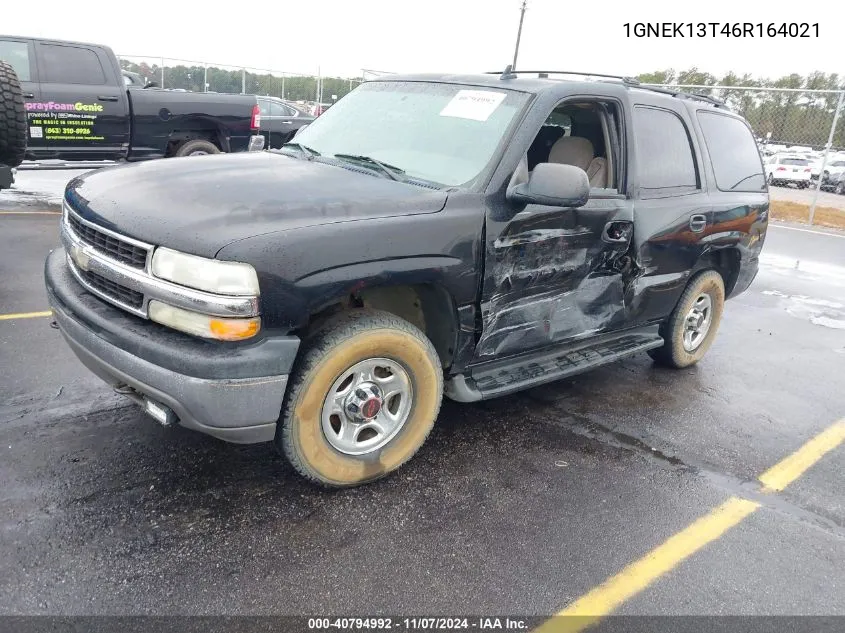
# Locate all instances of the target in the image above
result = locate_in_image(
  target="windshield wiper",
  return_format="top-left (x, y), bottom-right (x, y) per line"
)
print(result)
top-left (281, 142), bottom-right (320, 160)
top-left (332, 154), bottom-right (406, 182)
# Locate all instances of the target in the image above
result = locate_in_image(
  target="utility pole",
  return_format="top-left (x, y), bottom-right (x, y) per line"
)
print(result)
top-left (809, 89), bottom-right (844, 225)
top-left (511, 0), bottom-right (527, 71)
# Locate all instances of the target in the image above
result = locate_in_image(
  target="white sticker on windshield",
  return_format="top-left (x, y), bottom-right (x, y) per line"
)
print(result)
top-left (439, 90), bottom-right (507, 121)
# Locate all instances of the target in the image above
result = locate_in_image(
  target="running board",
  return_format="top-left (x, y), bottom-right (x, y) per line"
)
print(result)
top-left (445, 326), bottom-right (663, 402)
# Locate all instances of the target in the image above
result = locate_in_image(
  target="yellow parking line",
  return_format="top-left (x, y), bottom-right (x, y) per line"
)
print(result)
top-left (534, 417), bottom-right (845, 633)
top-left (758, 419), bottom-right (845, 492)
top-left (534, 498), bottom-right (759, 633)
top-left (0, 210), bottom-right (61, 215)
top-left (0, 310), bottom-right (52, 321)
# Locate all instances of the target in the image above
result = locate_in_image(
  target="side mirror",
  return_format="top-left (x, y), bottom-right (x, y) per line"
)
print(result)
top-left (144, 81), bottom-right (159, 89)
top-left (507, 162), bottom-right (590, 208)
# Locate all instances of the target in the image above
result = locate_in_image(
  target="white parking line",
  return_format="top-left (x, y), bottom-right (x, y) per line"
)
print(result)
top-left (770, 224), bottom-right (845, 239)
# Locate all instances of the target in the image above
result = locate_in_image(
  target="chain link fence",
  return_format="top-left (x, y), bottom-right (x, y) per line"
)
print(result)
top-left (645, 83), bottom-right (845, 223)
top-left (117, 55), bottom-right (364, 106)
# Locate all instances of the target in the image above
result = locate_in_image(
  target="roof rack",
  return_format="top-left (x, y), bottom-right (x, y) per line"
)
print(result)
top-left (487, 69), bottom-right (641, 85)
top-left (634, 84), bottom-right (728, 108)
top-left (488, 68), bottom-right (729, 109)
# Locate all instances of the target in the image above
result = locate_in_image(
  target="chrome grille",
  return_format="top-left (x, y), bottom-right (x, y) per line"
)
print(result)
top-left (67, 212), bottom-right (149, 269)
top-left (79, 269), bottom-right (144, 309)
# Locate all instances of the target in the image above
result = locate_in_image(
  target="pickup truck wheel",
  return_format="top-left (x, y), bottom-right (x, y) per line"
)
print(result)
top-left (278, 309), bottom-right (443, 487)
top-left (648, 270), bottom-right (725, 369)
top-left (174, 139), bottom-right (220, 157)
top-left (0, 60), bottom-right (27, 168)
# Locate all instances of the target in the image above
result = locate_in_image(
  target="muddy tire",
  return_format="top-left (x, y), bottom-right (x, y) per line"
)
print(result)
top-left (0, 60), bottom-right (27, 168)
top-left (174, 139), bottom-right (220, 157)
top-left (277, 309), bottom-right (443, 488)
top-left (648, 270), bottom-right (725, 369)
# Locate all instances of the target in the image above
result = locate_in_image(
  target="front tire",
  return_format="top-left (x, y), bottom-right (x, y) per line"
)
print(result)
top-left (278, 309), bottom-right (443, 488)
top-left (836, 181), bottom-right (844, 195)
top-left (648, 271), bottom-right (725, 369)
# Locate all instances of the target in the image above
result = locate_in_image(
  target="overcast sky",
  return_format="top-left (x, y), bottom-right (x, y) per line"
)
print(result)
top-left (2, 0), bottom-right (838, 80)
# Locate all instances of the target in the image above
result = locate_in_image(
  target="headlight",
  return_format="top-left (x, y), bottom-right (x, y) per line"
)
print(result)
top-left (151, 247), bottom-right (260, 296)
top-left (149, 301), bottom-right (260, 341)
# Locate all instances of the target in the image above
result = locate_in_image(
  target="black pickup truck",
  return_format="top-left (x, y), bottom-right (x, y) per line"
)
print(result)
top-left (45, 69), bottom-right (768, 488)
top-left (0, 36), bottom-right (264, 160)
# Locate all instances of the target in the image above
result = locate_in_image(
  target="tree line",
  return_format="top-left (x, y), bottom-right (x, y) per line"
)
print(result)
top-left (119, 60), bottom-right (845, 149)
top-left (636, 69), bottom-right (844, 149)
top-left (119, 59), bottom-right (362, 104)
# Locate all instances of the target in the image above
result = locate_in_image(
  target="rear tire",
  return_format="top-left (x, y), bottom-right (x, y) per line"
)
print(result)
top-left (836, 181), bottom-right (844, 195)
top-left (0, 60), bottom-right (27, 168)
top-left (277, 309), bottom-right (443, 488)
top-left (174, 139), bottom-right (220, 157)
top-left (648, 271), bottom-right (725, 369)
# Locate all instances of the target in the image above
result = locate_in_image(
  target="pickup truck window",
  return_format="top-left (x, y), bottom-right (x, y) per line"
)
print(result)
top-left (0, 40), bottom-right (31, 81)
top-left (39, 43), bottom-right (106, 85)
top-left (633, 105), bottom-right (699, 196)
top-left (697, 111), bottom-right (766, 192)
top-left (291, 81), bottom-right (530, 187)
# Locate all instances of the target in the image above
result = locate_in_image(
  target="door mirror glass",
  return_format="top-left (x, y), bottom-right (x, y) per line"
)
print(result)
top-left (508, 163), bottom-right (590, 208)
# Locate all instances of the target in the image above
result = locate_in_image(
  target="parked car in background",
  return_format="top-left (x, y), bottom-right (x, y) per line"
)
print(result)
top-left (828, 171), bottom-right (845, 195)
top-left (311, 102), bottom-right (334, 116)
top-left (256, 96), bottom-right (314, 149)
top-left (820, 157), bottom-right (845, 190)
top-left (765, 153), bottom-right (812, 187)
top-left (0, 35), bottom-right (264, 160)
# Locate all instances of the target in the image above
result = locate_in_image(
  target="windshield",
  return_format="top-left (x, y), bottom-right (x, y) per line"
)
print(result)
top-left (290, 81), bottom-right (530, 187)
top-left (781, 158), bottom-right (809, 166)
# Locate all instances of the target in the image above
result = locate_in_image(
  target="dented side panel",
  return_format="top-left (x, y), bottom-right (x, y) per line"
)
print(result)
top-left (476, 199), bottom-right (634, 360)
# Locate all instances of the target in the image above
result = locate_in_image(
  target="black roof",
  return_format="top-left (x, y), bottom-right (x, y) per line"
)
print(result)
top-left (373, 70), bottom-right (728, 109)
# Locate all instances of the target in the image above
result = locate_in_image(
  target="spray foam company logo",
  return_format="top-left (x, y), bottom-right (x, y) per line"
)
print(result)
top-left (25, 102), bottom-right (104, 112)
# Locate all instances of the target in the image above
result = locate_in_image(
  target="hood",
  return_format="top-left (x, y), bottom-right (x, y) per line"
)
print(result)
top-left (65, 152), bottom-right (448, 258)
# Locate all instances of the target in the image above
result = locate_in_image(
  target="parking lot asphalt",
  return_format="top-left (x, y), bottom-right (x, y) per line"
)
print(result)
top-left (1, 170), bottom-right (843, 623)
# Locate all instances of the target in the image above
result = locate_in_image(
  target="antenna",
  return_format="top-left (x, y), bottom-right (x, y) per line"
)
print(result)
top-left (500, 65), bottom-right (517, 80)
top-left (511, 0), bottom-right (527, 70)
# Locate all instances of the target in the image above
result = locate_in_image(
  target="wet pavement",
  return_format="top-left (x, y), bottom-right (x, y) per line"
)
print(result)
top-left (1, 169), bottom-right (843, 619)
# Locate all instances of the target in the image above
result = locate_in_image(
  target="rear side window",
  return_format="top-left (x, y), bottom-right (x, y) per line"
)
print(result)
top-left (39, 44), bottom-right (106, 85)
top-left (697, 111), bottom-right (765, 191)
top-left (0, 40), bottom-right (31, 81)
top-left (633, 106), bottom-right (699, 195)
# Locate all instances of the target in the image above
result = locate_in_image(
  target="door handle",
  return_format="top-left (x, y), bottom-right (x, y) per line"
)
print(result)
top-left (282, 120), bottom-right (293, 124)
top-left (97, 95), bottom-right (119, 102)
top-left (689, 214), bottom-right (708, 233)
top-left (23, 92), bottom-right (35, 99)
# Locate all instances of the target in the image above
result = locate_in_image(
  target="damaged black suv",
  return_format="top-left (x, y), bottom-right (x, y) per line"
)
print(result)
top-left (45, 69), bottom-right (769, 487)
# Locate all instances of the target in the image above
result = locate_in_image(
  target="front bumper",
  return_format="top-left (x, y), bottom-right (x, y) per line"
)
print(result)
top-left (45, 248), bottom-right (299, 444)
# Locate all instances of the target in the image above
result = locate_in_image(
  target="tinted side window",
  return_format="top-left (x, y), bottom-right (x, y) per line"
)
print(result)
top-left (39, 44), bottom-right (106, 85)
top-left (633, 106), bottom-right (698, 195)
top-left (0, 40), bottom-right (31, 81)
top-left (697, 111), bottom-right (765, 191)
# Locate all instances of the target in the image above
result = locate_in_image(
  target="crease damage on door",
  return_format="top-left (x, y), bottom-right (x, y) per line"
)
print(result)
top-left (476, 225), bottom-right (633, 359)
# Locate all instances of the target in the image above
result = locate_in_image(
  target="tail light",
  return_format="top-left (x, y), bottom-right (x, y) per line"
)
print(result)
top-left (250, 104), bottom-right (261, 131)
top-left (804, 168), bottom-right (811, 172)
top-left (776, 167), bottom-right (787, 171)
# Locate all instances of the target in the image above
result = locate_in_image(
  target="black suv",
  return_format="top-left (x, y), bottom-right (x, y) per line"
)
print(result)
top-left (44, 70), bottom-right (769, 487)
